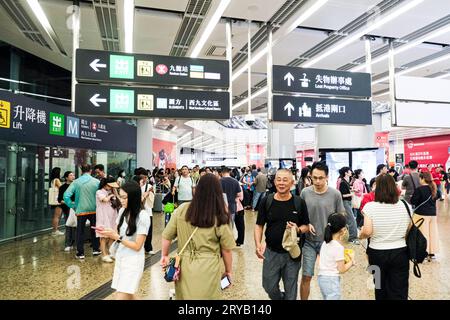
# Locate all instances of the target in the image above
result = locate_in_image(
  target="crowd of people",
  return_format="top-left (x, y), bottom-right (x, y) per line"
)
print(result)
top-left (46, 159), bottom-right (448, 300)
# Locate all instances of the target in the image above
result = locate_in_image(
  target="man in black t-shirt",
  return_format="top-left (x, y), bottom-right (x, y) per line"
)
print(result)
top-left (254, 168), bottom-right (310, 300)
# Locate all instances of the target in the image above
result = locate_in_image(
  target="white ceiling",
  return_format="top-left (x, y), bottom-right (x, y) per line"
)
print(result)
top-left (1, 0), bottom-right (450, 147)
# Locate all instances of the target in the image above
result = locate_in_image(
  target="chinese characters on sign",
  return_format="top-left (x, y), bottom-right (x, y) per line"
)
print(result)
top-left (273, 96), bottom-right (371, 125)
top-left (272, 65), bottom-right (371, 98)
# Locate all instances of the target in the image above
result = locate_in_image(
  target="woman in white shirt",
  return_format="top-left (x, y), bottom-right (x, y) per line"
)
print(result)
top-left (99, 181), bottom-right (150, 300)
top-left (359, 174), bottom-right (411, 300)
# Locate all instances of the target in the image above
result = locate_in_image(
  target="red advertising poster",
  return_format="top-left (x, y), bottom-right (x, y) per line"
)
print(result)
top-left (305, 149), bottom-right (315, 165)
top-left (152, 138), bottom-right (177, 170)
top-left (246, 144), bottom-right (265, 169)
top-left (296, 149), bottom-right (304, 169)
top-left (404, 135), bottom-right (450, 170)
top-left (375, 132), bottom-right (390, 164)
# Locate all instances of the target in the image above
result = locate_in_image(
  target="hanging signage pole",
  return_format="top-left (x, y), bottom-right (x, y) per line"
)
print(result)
top-left (71, 0), bottom-right (80, 113)
top-left (267, 25), bottom-right (273, 121)
top-left (226, 20), bottom-right (232, 119)
top-left (388, 39), bottom-right (396, 126)
top-left (247, 20), bottom-right (252, 116)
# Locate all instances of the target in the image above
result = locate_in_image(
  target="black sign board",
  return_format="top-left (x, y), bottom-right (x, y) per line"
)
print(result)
top-left (273, 96), bottom-right (372, 125)
top-left (0, 90), bottom-right (137, 153)
top-left (396, 153), bottom-right (404, 165)
top-left (75, 84), bottom-right (230, 120)
top-left (51, 148), bottom-right (69, 158)
top-left (273, 65), bottom-right (371, 98)
top-left (76, 49), bottom-right (229, 88)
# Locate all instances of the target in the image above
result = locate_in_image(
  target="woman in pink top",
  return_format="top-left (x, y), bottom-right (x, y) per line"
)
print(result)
top-left (352, 169), bottom-right (367, 228)
top-left (96, 176), bottom-right (120, 262)
top-left (234, 185), bottom-right (245, 247)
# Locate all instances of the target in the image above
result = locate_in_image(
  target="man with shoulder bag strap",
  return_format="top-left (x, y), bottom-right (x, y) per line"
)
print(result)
top-left (172, 165), bottom-right (196, 205)
top-left (254, 168), bottom-right (310, 300)
top-left (402, 160), bottom-right (421, 205)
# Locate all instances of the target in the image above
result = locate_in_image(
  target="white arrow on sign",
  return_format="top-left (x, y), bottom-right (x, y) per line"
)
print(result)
top-left (284, 102), bottom-right (295, 117)
top-left (284, 72), bottom-right (294, 87)
top-left (89, 59), bottom-right (107, 72)
top-left (90, 94), bottom-right (107, 107)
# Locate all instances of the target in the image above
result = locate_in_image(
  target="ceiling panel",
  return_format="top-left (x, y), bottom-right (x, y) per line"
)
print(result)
top-left (301, 0), bottom-right (380, 31)
top-left (224, 0), bottom-right (287, 22)
top-left (135, 0), bottom-right (189, 12)
top-left (134, 8), bottom-right (182, 55)
top-left (371, 0), bottom-right (450, 39)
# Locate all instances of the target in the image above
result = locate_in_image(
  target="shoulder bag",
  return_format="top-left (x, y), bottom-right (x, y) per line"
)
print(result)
top-left (164, 226), bottom-right (199, 282)
top-left (48, 179), bottom-right (60, 206)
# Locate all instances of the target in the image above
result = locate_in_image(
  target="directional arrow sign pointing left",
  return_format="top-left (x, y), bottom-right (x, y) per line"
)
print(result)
top-left (89, 59), bottom-right (107, 72)
top-left (90, 94), bottom-right (107, 107)
top-left (284, 102), bottom-right (295, 117)
top-left (284, 72), bottom-right (294, 87)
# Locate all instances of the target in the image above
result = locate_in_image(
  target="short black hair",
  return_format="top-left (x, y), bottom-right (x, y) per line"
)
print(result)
top-left (222, 167), bottom-right (230, 173)
top-left (408, 160), bottom-right (418, 170)
top-left (81, 164), bottom-right (91, 173)
top-left (369, 177), bottom-right (376, 188)
top-left (94, 164), bottom-right (104, 171)
top-left (376, 164), bottom-right (386, 175)
top-left (311, 161), bottom-right (329, 176)
top-left (134, 167), bottom-right (147, 176)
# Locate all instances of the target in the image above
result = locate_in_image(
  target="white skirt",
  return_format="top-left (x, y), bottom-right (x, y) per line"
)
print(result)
top-left (111, 253), bottom-right (145, 294)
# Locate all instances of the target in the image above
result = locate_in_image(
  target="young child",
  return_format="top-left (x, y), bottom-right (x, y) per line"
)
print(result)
top-left (318, 213), bottom-right (356, 300)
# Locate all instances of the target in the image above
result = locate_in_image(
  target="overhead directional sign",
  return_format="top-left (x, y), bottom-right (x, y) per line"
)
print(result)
top-left (273, 95), bottom-right (372, 125)
top-left (273, 65), bottom-right (371, 98)
top-left (76, 49), bottom-right (230, 88)
top-left (75, 84), bottom-right (230, 120)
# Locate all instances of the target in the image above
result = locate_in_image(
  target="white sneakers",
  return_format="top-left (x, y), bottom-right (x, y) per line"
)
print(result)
top-left (102, 256), bottom-right (114, 263)
top-left (52, 230), bottom-right (65, 236)
top-left (64, 246), bottom-right (72, 252)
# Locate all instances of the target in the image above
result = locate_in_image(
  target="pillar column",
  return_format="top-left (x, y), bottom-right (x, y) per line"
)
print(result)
top-left (136, 119), bottom-right (153, 170)
top-left (267, 122), bottom-right (296, 159)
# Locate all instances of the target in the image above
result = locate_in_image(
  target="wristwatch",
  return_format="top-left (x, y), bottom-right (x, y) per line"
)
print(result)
top-left (117, 236), bottom-right (123, 243)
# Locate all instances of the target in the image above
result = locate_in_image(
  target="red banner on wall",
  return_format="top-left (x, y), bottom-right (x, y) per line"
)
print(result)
top-left (246, 144), bottom-right (265, 169)
top-left (404, 135), bottom-right (450, 170)
top-left (375, 132), bottom-right (390, 164)
top-left (152, 138), bottom-right (177, 170)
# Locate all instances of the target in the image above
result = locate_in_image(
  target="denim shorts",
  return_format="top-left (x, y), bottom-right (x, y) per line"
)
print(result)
top-left (301, 240), bottom-right (322, 277)
top-left (318, 275), bottom-right (341, 300)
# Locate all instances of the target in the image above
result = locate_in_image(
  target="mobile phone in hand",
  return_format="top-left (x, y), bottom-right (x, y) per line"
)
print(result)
top-left (221, 276), bottom-right (231, 290)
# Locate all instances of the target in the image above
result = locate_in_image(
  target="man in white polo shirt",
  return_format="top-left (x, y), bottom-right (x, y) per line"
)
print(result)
top-left (172, 165), bottom-right (196, 205)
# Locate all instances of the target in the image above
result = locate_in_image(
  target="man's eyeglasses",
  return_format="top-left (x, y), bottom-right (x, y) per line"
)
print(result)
top-left (312, 176), bottom-right (326, 181)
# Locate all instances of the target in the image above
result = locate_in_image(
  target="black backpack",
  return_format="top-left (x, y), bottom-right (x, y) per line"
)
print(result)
top-left (401, 200), bottom-right (428, 278)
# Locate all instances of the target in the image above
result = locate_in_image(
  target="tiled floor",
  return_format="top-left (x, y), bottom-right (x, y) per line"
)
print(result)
top-left (1, 200), bottom-right (450, 300)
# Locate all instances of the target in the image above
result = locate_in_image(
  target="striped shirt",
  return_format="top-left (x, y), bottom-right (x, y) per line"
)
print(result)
top-left (363, 201), bottom-right (411, 250)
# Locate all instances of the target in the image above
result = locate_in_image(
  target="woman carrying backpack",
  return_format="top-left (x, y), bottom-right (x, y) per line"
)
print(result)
top-left (410, 171), bottom-right (438, 262)
top-left (359, 174), bottom-right (411, 300)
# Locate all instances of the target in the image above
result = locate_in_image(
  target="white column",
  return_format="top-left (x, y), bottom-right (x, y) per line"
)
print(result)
top-left (137, 119), bottom-right (153, 170)
top-left (268, 122), bottom-right (296, 158)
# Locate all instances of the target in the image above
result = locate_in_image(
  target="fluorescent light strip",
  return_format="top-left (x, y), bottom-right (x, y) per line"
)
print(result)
top-left (124, 0), bottom-right (135, 53)
top-left (190, 0), bottom-right (231, 58)
top-left (352, 23), bottom-right (450, 72)
top-left (372, 51), bottom-right (450, 85)
top-left (435, 72), bottom-right (450, 79)
top-left (232, 0), bottom-right (329, 81)
top-left (26, 0), bottom-right (61, 49)
top-left (177, 132), bottom-right (192, 141)
top-left (304, 0), bottom-right (424, 68)
top-left (193, 139), bottom-right (213, 148)
top-left (232, 87), bottom-right (268, 110)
